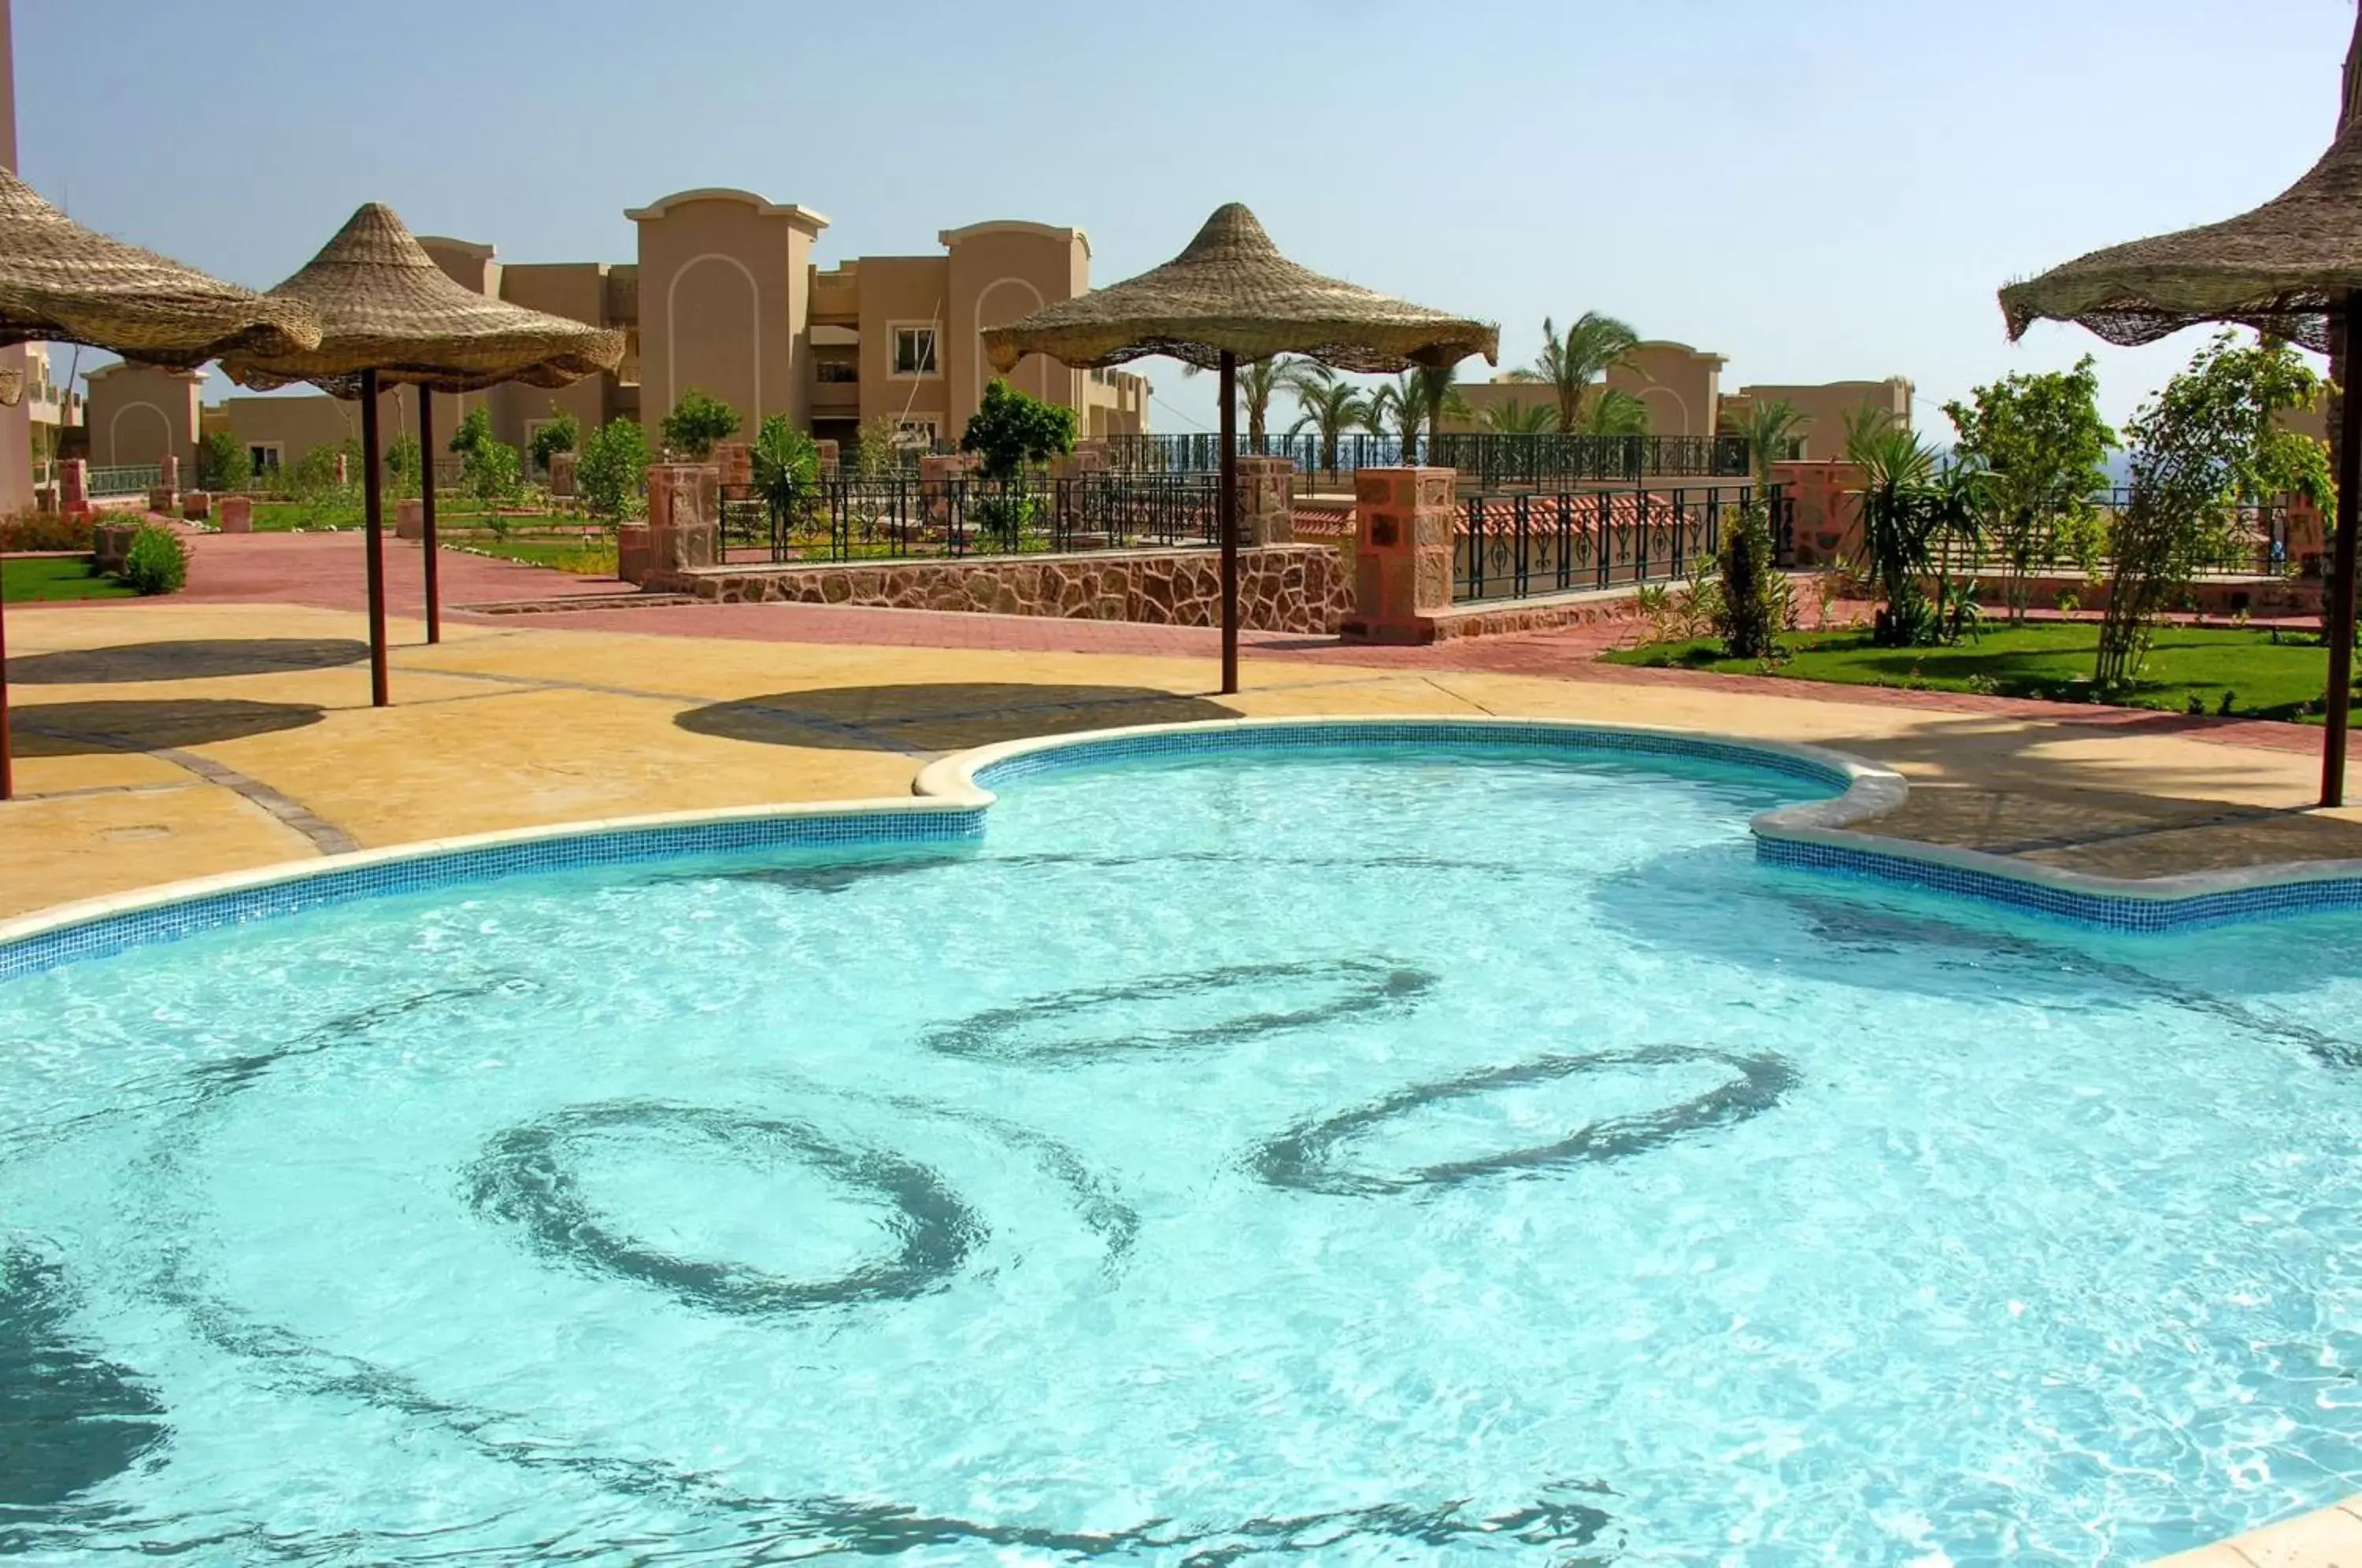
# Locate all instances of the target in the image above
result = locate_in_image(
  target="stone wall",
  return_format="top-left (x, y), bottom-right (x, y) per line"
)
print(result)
top-left (648, 544), bottom-right (1350, 634)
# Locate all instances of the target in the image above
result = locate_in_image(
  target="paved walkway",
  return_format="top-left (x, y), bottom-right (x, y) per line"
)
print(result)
top-left (3, 530), bottom-right (2360, 921)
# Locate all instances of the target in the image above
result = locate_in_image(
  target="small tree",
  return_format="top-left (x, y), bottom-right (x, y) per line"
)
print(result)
top-left (853, 412), bottom-right (901, 479)
top-left (530, 406), bottom-right (581, 473)
top-left (2097, 333), bottom-right (2331, 692)
top-left (287, 443), bottom-right (349, 528)
top-left (959, 378), bottom-right (1075, 480)
top-left (661, 387), bottom-right (740, 459)
top-left (1942, 356), bottom-right (2116, 623)
top-left (577, 417), bottom-right (650, 522)
top-left (448, 404), bottom-right (494, 457)
top-left (1846, 409), bottom-right (1984, 648)
top-left (383, 432), bottom-right (424, 498)
top-left (750, 412), bottom-right (820, 534)
top-left (195, 429), bottom-right (251, 494)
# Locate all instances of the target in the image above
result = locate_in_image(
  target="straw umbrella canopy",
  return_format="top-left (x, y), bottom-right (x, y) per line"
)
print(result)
top-left (983, 202), bottom-right (1498, 694)
top-left (0, 168), bottom-right (321, 803)
top-left (222, 203), bottom-right (624, 702)
top-left (1999, 113), bottom-right (2362, 808)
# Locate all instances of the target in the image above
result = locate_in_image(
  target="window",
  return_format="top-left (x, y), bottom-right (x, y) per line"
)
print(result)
top-left (891, 326), bottom-right (939, 378)
top-left (894, 418), bottom-right (939, 449)
top-left (816, 358), bottom-right (858, 384)
top-left (248, 443), bottom-right (283, 474)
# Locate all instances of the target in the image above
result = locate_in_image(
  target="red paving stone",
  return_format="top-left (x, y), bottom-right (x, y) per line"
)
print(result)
top-left (98, 530), bottom-right (2328, 758)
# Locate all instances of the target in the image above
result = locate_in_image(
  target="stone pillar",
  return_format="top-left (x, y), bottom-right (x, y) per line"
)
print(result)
top-left (182, 491), bottom-right (212, 521)
top-left (814, 439), bottom-right (840, 477)
top-left (59, 458), bottom-right (88, 518)
top-left (712, 441), bottom-right (753, 490)
top-left (616, 524), bottom-right (652, 584)
top-left (1235, 456), bottom-right (1294, 545)
top-left (646, 463), bottom-right (720, 571)
top-left (146, 453), bottom-right (180, 514)
top-left (217, 496), bottom-right (253, 534)
top-left (547, 450), bottom-right (578, 498)
top-left (1341, 466), bottom-right (1456, 645)
top-left (394, 498), bottom-right (426, 541)
top-left (918, 452), bottom-right (979, 537)
top-left (1771, 460), bottom-right (1864, 569)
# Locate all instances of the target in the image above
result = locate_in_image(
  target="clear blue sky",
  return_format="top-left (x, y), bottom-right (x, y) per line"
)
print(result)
top-left (19, 0), bottom-right (2356, 437)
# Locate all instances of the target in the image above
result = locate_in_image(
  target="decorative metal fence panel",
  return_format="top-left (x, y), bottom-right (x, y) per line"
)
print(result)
top-left (1926, 490), bottom-right (2308, 582)
top-left (1101, 432), bottom-right (1751, 484)
top-left (720, 475), bottom-right (1225, 564)
top-left (85, 464), bottom-right (161, 497)
top-left (1455, 483), bottom-right (1787, 604)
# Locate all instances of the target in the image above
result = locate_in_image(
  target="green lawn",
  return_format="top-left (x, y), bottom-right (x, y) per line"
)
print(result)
top-left (4, 557), bottom-right (137, 603)
top-left (464, 538), bottom-right (618, 575)
top-left (1603, 623), bottom-right (2340, 722)
top-left (247, 499), bottom-right (546, 532)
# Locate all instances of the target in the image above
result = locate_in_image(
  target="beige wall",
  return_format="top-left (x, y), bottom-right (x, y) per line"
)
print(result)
top-left (487, 260), bottom-right (623, 457)
top-left (628, 188), bottom-right (825, 447)
top-left (1727, 378), bottom-right (1914, 460)
top-left (0, 0), bottom-right (30, 510)
top-left (942, 221), bottom-right (1090, 432)
top-left (83, 363), bottom-right (202, 468)
top-left (1605, 342), bottom-right (1724, 438)
top-left (850, 254), bottom-right (951, 441)
top-left (214, 386), bottom-right (483, 477)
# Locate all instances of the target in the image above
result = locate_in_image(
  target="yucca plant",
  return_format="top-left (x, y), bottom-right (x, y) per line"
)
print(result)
top-left (1844, 409), bottom-right (1983, 648)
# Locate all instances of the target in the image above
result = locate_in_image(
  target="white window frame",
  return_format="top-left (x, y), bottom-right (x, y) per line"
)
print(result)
top-left (893, 418), bottom-right (939, 449)
top-left (889, 324), bottom-right (939, 379)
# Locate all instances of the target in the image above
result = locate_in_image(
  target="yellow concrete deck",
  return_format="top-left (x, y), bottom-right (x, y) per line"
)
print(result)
top-left (6, 599), bottom-right (2362, 922)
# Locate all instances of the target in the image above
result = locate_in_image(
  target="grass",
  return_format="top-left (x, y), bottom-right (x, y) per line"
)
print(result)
top-left (464, 538), bottom-right (618, 575)
top-left (4, 557), bottom-right (137, 603)
top-left (1603, 622), bottom-right (2341, 723)
top-left (247, 497), bottom-right (550, 533)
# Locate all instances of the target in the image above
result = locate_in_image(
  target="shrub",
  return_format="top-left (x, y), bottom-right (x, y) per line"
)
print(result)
top-left (0, 509), bottom-right (94, 551)
top-left (530, 406), bottom-right (580, 472)
top-left (464, 438), bottom-right (523, 518)
top-left (1711, 501), bottom-right (1782, 660)
top-left (578, 417), bottom-right (650, 522)
top-left (119, 523), bottom-right (189, 595)
top-left (661, 387), bottom-right (739, 459)
top-left (383, 432), bottom-right (424, 498)
top-left (195, 430), bottom-right (251, 494)
top-left (448, 405), bottom-right (494, 457)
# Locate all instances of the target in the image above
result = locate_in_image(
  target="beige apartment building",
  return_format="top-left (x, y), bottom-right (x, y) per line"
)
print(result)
top-left (113, 190), bottom-right (1150, 477)
top-left (1446, 340), bottom-right (1912, 457)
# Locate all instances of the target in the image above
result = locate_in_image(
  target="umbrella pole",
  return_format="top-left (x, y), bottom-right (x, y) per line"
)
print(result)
top-left (1219, 349), bottom-right (1238, 696)
top-left (361, 368), bottom-right (390, 708)
top-left (419, 394), bottom-right (440, 645)
top-left (0, 544), bottom-right (12, 802)
top-left (2328, 291), bottom-right (2362, 808)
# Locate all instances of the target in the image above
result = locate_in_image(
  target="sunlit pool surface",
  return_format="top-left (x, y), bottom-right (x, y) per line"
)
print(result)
top-left (3, 745), bottom-right (2360, 1565)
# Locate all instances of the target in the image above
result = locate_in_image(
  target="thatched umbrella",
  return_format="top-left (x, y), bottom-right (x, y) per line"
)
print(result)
top-left (0, 168), bottom-right (320, 801)
top-left (2000, 114), bottom-right (2362, 805)
top-left (982, 203), bottom-right (1497, 693)
top-left (222, 203), bottom-right (623, 704)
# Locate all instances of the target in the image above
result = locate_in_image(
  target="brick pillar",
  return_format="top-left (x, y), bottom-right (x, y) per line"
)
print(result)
top-left (814, 439), bottom-right (840, 477)
top-left (217, 496), bottom-right (253, 533)
top-left (547, 451), bottom-right (578, 498)
top-left (59, 458), bottom-right (88, 517)
top-left (182, 491), bottom-right (212, 521)
top-left (1342, 466), bottom-right (1455, 644)
top-left (918, 452), bottom-right (979, 537)
top-left (146, 453), bottom-right (180, 514)
top-left (1772, 460), bottom-right (1864, 569)
top-left (1235, 456), bottom-right (1294, 545)
top-left (394, 498), bottom-right (426, 540)
top-left (646, 463), bottom-right (720, 571)
top-left (712, 441), bottom-right (753, 489)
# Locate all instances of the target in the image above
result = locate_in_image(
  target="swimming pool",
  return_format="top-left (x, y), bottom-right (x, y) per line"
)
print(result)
top-left (3, 724), bottom-right (2358, 1564)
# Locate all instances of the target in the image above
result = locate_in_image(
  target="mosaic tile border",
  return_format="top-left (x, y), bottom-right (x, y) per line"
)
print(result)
top-left (3, 715), bottom-right (2356, 982)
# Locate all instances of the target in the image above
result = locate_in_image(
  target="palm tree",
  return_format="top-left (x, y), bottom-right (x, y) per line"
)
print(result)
top-left (1515, 312), bottom-right (1640, 434)
top-left (1845, 407), bottom-right (1969, 646)
top-left (1184, 354), bottom-right (1294, 449)
top-left (1283, 364), bottom-right (1368, 478)
top-left (1724, 397), bottom-right (1811, 494)
top-left (1368, 371), bottom-right (1472, 464)
top-left (1581, 388), bottom-right (1652, 438)
top-left (1409, 363), bottom-right (1474, 457)
top-left (1482, 398), bottom-right (1557, 435)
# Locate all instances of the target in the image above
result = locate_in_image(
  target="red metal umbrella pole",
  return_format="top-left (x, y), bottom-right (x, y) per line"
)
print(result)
top-left (0, 545), bottom-right (12, 801)
top-left (360, 368), bottom-right (390, 707)
top-left (2326, 289), bottom-right (2362, 808)
top-left (1219, 349), bottom-right (1239, 697)
top-left (419, 392), bottom-right (440, 644)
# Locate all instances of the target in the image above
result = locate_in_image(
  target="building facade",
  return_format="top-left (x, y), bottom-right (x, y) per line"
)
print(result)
top-left (202, 191), bottom-right (1149, 472)
top-left (1446, 346), bottom-right (1910, 455)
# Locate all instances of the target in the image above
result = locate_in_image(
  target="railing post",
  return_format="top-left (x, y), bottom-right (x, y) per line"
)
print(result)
top-left (1594, 491), bottom-right (1609, 590)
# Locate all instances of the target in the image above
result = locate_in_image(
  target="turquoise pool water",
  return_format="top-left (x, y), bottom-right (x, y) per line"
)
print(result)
top-left (3, 745), bottom-right (2360, 1565)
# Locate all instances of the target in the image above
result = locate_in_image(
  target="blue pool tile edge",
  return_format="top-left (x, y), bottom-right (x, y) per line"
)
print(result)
top-left (3, 715), bottom-right (2356, 979)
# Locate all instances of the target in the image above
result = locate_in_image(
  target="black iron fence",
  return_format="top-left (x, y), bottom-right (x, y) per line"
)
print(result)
top-left (720, 474), bottom-right (1224, 564)
top-left (1456, 483), bottom-right (1789, 603)
top-left (1101, 432), bottom-right (1751, 484)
